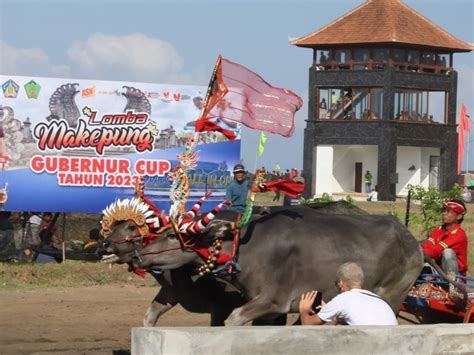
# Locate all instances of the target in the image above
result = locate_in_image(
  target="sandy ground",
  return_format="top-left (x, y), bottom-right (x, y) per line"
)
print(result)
top-left (0, 285), bottom-right (209, 355)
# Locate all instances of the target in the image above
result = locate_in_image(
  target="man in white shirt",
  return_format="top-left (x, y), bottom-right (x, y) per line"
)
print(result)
top-left (299, 262), bottom-right (398, 325)
top-left (367, 188), bottom-right (378, 202)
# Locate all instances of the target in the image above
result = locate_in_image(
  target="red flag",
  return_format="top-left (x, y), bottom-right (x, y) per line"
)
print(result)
top-left (196, 55), bottom-right (303, 138)
top-left (194, 118), bottom-right (236, 140)
top-left (461, 104), bottom-right (470, 132)
top-left (253, 179), bottom-right (305, 198)
top-left (458, 104), bottom-right (470, 175)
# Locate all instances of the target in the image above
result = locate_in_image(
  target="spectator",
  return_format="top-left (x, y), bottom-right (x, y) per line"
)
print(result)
top-left (283, 193), bottom-right (292, 207)
top-left (271, 173), bottom-right (281, 203)
top-left (225, 164), bottom-right (249, 213)
top-left (462, 186), bottom-right (471, 203)
top-left (320, 98), bottom-right (327, 110)
top-left (24, 212), bottom-right (42, 248)
top-left (294, 170), bottom-right (304, 184)
top-left (320, 52), bottom-right (328, 64)
top-left (290, 168), bottom-right (297, 180)
top-left (319, 98), bottom-right (328, 119)
top-left (331, 91), bottom-right (338, 108)
top-left (283, 172), bottom-right (304, 207)
top-left (367, 185), bottom-right (378, 201)
top-left (299, 262), bottom-right (398, 325)
top-left (364, 170), bottom-right (373, 193)
top-left (0, 212), bottom-right (16, 261)
top-left (0, 185), bottom-right (7, 211)
top-left (84, 228), bottom-right (101, 253)
top-left (41, 212), bottom-right (60, 248)
top-left (34, 229), bottom-right (58, 264)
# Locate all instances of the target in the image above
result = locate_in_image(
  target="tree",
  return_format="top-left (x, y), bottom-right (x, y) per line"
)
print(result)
top-left (407, 184), bottom-right (463, 233)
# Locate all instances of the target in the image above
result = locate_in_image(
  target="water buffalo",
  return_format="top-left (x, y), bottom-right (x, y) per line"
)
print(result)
top-left (100, 201), bottom-right (369, 326)
top-left (137, 206), bottom-right (424, 326)
top-left (100, 215), bottom-right (245, 326)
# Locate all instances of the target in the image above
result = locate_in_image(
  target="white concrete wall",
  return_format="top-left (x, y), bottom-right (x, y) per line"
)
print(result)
top-left (332, 145), bottom-right (378, 193)
top-left (396, 146), bottom-right (421, 195)
top-left (132, 325), bottom-right (474, 355)
top-left (396, 146), bottom-right (440, 195)
top-left (315, 145), bottom-right (333, 196)
top-left (314, 145), bottom-right (440, 197)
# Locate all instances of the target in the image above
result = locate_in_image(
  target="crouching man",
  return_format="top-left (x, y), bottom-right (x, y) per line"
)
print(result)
top-left (299, 262), bottom-right (398, 325)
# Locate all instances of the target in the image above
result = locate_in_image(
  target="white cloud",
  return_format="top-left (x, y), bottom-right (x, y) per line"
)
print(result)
top-left (0, 41), bottom-right (71, 77)
top-left (0, 34), bottom-right (207, 85)
top-left (67, 33), bottom-right (191, 83)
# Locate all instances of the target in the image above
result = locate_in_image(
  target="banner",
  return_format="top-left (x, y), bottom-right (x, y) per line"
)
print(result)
top-left (0, 75), bottom-right (241, 213)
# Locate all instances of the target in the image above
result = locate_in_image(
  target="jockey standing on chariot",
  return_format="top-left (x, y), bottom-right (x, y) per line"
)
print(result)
top-left (225, 164), bottom-right (249, 213)
top-left (422, 199), bottom-right (468, 278)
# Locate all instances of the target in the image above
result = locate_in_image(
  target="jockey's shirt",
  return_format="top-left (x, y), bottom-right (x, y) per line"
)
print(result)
top-left (226, 179), bottom-right (249, 213)
top-left (422, 224), bottom-right (468, 275)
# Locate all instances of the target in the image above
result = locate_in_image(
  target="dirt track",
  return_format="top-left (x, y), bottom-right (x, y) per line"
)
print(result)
top-left (0, 285), bottom-right (208, 354)
top-left (0, 284), bottom-right (425, 354)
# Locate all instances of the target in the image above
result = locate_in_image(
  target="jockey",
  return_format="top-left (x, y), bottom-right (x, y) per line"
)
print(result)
top-left (422, 199), bottom-right (468, 277)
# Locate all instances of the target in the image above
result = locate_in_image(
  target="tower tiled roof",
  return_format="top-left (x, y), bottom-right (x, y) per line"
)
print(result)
top-left (292, 0), bottom-right (472, 52)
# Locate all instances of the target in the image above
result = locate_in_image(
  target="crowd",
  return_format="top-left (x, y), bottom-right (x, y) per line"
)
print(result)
top-left (0, 212), bottom-right (61, 263)
top-left (0, 212), bottom-right (100, 263)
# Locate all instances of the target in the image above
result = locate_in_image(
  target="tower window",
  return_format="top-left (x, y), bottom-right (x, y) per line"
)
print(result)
top-left (394, 90), bottom-right (447, 124)
top-left (316, 88), bottom-right (383, 120)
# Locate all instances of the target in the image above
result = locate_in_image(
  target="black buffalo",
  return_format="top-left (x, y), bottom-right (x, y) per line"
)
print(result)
top-left (137, 206), bottom-right (424, 326)
top-left (100, 213), bottom-right (245, 326)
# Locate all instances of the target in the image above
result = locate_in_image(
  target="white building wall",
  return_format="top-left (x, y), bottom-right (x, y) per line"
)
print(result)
top-left (396, 146), bottom-right (421, 195)
top-left (396, 146), bottom-right (440, 195)
top-left (315, 145), bottom-right (440, 197)
top-left (315, 145), bottom-right (334, 195)
top-left (316, 145), bottom-right (377, 195)
top-left (331, 145), bottom-right (355, 192)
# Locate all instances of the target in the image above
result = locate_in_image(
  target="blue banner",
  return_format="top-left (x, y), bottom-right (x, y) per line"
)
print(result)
top-left (0, 75), bottom-right (241, 213)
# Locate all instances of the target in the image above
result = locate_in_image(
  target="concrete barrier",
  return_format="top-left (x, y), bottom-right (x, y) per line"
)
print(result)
top-left (132, 324), bottom-right (474, 355)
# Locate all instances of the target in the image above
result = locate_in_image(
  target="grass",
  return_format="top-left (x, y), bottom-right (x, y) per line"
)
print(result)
top-left (0, 261), bottom-right (149, 290)
top-left (2, 193), bottom-right (473, 289)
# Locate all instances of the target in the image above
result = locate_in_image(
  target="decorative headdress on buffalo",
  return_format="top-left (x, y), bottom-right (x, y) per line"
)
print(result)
top-left (101, 198), bottom-right (155, 238)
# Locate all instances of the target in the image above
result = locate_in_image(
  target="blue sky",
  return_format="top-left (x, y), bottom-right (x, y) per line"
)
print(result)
top-left (1, 0), bottom-right (473, 171)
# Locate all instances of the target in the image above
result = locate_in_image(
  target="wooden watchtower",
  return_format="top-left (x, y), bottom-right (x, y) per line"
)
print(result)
top-left (293, 0), bottom-right (472, 200)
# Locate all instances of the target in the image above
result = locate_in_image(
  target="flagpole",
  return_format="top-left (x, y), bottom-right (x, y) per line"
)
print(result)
top-left (198, 55), bottom-right (222, 121)
top-left (467, 114), bottom-right (472, 176)
top-left (255, 131), bottom-right (267, 172)
top-left (254, 132), bottom-right (260, 172)
top-left (467, 128), bottom-right (470, 175)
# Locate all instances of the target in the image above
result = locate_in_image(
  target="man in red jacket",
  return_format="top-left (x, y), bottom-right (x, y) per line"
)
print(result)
top-left (422, 199), bottom-right (468, 276)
